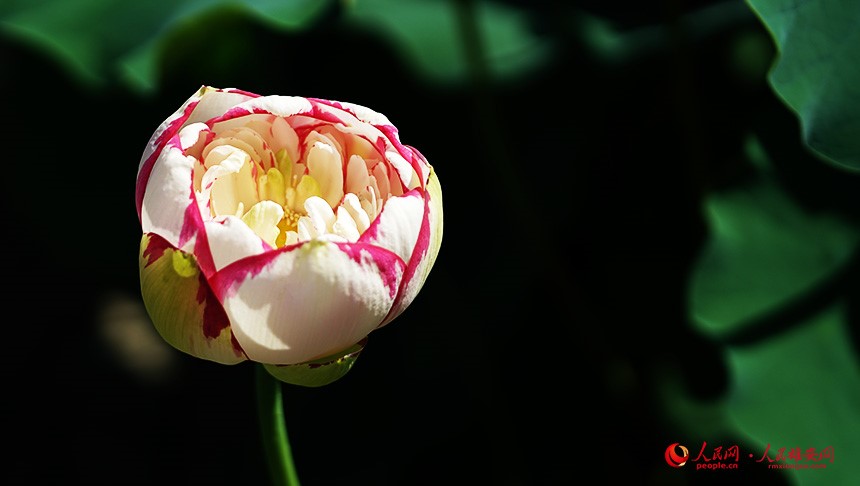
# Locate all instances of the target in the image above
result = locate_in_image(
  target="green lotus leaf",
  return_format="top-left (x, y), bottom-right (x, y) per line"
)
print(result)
top-left (746, 0), bottom-right (860, 169)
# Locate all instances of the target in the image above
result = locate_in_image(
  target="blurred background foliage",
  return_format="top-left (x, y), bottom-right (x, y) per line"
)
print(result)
top-left (2, 0), bottom-right (859, 484)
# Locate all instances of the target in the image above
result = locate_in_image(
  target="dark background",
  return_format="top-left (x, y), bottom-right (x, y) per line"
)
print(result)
top-left (1, 1), bottom-right (851, 484)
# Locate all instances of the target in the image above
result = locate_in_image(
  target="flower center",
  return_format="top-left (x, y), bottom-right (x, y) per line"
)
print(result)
top-left (188, 115), bottom-right (407, 248)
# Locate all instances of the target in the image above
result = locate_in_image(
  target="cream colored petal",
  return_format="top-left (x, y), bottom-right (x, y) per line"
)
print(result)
top-left (205, 146), bottom-right (258, 218)
top-left (342, 193), bottom-right (371, 234)
top-left (372, 163), bottom-right (391, 199)
top-left (346, 155), bottom-right (370, 195)
top-left (242, 200), bottom-right (285, 248)
top-left (271, 116), bottom-right (300, 164)
top-left (257, 167), bottom-right (287, 206)
top-left (307, 141), bottom-right (344, 208)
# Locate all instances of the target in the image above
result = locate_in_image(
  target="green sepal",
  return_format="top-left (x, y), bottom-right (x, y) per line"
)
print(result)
top-left (264, 339), bottom-right (366, 387)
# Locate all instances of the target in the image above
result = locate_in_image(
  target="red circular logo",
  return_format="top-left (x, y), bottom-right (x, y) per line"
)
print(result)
top-left (665, 443), bottom-right (689, 467)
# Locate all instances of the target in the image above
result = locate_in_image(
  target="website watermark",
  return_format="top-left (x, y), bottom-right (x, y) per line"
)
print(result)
top-left (663, 441), bottom-right (834, 472)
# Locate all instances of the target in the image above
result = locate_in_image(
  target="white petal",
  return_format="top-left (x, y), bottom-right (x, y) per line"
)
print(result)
top-left (205, 216), bottom-right (267, 271)
top-left (233, 96), bottom-right (313, 118)
top-left (190, 87), bottom-right (258, 124)
top-left (380, 170), bottom-right (443, 327)
top-left (141, 145), bottom-right (198, 251)
top-left (361, 192), bottom-right (425, 263)
top-left (178, 122), bottom-right (210, 151)
top-left (333, 206), bottom-right (361, 242)
top-left (139, 86), bottom-right (255, 173)
top-left (342, 193), bottom-right (371, 233)
top-left (337, 101), bottom-right (392, 126)
top-left (217, 240), bottom-right (404, 364)
top-left (386, 149), bottom-right (420, 190)
top-left (304, 196), bottom-right (336, 236)
top-left (297, 217), bottom-right (317, 241)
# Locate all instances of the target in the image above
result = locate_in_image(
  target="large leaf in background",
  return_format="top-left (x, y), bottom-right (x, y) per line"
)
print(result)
top-left (679, 136), bottom-right (860, 485)
top-left (662, 305), bottom-right (860, 485)
top-left (687, 138), bottom-right (859, 337)
top-left (0, 0), bottom-right (552, 94)
top-left (745, 0), bottom-right (860, 169)
top-left (0, 0), bottom-right (333, 93)
top-left (343, 0), bottom-right (552, 83)
top-left (727, 304), bottom-right (860, 486)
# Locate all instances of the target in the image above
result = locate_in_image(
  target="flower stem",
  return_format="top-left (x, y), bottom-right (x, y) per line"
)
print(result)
top-left (256, 364), bottom-right (301, 486)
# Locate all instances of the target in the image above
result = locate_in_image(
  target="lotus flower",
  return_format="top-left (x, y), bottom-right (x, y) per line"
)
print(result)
top-left (136, 86), bottom-right (443, 385)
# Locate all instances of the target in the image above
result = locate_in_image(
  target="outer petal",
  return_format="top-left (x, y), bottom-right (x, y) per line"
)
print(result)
top-left (379, 167), bottom-right (443, 326)
top-left (137, 86), bottom-right (258, 219)
top-left (360, 189), bottom-right (425, 264)
top-left (212, 240), bottom-right (405, 365)
top-left (139, 233), bottom-right (246, 365)
top-left (417, 166), bottom-right (443, 286)
top-left (140, 144), bottom-right (198, 251)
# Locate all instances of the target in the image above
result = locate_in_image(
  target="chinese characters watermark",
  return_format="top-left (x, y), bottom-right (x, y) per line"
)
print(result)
top-left (664, 442), bottom-right (834, 471)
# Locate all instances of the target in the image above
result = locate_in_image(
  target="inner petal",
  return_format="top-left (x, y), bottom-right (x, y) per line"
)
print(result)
top-left (372, 163), bottom-right (391, 199)
top-left (342, 193), bottom-right (371, 234)
top-left (346, 154), bottom-right (370, 195)
top-left (306, 141), bottom-right (345, 208)
top-left (203, 137), bottom-right (262, 167)
top-left (304, 196), bottom-right (336, 236)
top-left (271, 116), bottom-right (300, 164)
top-left (205, 146), bottom-right (258, 217)
top-left (333, 206), bottom-right (360, 242)
top-left (241, 200), bottom-right (285, 248)
top-left (257, 167), bottom-right (287, 207)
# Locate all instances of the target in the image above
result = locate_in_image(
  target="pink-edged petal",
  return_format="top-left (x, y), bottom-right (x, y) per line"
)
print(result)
top-left (361, 189), bottom-right (426, 263)
top-left (140, 144), bottom-right (199, 251)
top-left (205, 216), bottom-right (268, 271)
top-left (307, 98), bottom-right (430, 191)
top-left (379, 167), bottom-right (443, 326)
top-left (212, 240), bottom-right (405, 365)
top-left (379, 126), bottom-right (430, 187)
top-left (333, 100), bottom-right (392, 127)
top-left (186, 87), bottom-right (259, 129)
top-left (139, 233), bottom-right (246, 365)
top-left (385, 148), bottom-right (421, 190)
top-left (210, 96), bottom-right (315, 124)
top-left (137, 86), bottom-right (258, 218)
